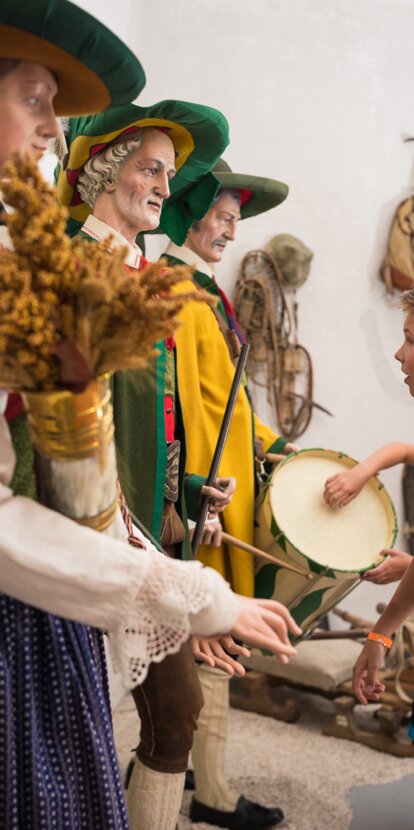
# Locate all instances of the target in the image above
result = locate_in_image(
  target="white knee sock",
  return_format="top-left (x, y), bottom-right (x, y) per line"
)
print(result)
top-left (126, 758), bottom-right (185, 830)
top-left (191, 664), bottom-right (239, 811)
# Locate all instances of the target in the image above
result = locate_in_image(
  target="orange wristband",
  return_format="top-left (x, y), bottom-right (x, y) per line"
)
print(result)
top-left (367, 631), bottom-right (393, 649)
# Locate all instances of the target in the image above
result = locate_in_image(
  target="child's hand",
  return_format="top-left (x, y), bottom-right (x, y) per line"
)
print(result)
top-left (352, 642), bottom-right (386, 704)
top-left (363, 548), bottom-right (412, 584)
top-left (324, 466), bottom-right (367, 508)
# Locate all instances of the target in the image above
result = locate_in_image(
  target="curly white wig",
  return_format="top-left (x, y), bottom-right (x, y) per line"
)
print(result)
top-left (77, 134), bottom-right (143, 208)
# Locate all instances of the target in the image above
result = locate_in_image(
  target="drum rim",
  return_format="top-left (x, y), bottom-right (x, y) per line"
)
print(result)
top-left (266, 446), bottom-right (398, 575)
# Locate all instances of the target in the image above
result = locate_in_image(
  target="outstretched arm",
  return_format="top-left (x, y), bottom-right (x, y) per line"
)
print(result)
top-left (353, 557), bottom-right (414, 703)
top-left (324, 442), bottom-right (414, 508)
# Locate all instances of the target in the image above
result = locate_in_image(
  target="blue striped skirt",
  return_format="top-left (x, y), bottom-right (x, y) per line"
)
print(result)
top-left (0, 594), bottom-right (130, 829)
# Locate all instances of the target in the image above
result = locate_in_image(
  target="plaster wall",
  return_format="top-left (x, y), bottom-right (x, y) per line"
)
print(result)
top-left (74, 0), bottom-right (414, 622)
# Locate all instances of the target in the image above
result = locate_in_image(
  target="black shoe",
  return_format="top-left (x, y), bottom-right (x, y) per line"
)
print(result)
top-left (189, 795), bottom-right (284, 829)
top-left (185, 769), bottom-right (196, 790)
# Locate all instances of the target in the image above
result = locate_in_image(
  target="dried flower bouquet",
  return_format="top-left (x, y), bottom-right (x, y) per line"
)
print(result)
top-left (0, 155), bottom-right (197, 393)
top-left (0, 155), bottom-right (198, 533)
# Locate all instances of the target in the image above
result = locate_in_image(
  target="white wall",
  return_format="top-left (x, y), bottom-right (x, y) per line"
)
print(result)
top-left (74, 0), bottom-right (414, 622)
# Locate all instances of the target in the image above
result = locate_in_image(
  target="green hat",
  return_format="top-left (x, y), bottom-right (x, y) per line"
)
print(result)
top-left (0, 0), bottom-right (145, 115)
top-left (212, 158), bottom-right (288, 219)
top-left (56, 99), bottom-right (230, 245)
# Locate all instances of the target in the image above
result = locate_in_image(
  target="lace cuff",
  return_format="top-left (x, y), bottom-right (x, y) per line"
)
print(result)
top-left (107, 554), bottom-right (240, 689)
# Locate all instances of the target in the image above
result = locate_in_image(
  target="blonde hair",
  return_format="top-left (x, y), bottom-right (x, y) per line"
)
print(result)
top-left (400, 289), bottom-right (414, 313)
top-left (77, 135), bottom-right (143, 208)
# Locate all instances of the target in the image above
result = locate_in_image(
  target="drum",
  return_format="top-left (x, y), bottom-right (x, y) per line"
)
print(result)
top-left (254, 448), bottom-right (398, 635)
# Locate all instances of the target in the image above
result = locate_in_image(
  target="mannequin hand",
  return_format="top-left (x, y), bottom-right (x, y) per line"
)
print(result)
top-left (190, 634), bottom-right (250, 676)
top-left (202, 477), bottom-right (236, 514)
top-left (265, 444), bottom-right (300, 467)
top-left (284, 442), bottom-right (300, 453)
top-left (352, 641), bottom-right (387, 704)
top-left (363, 548), bottom-right (412, 584)
top-left (324, 466), bottom-right (367, 508)
top-left (201, 519), bottom-right (222, 547)
top-left (229, 596), bottom-right (302, 664)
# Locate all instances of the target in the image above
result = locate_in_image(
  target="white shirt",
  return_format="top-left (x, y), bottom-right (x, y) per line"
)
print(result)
top-left (164, 241), bottom-right (214, 279)
top-left (81, 214), bottom-right (142, 268)
top-left (0, 219), bottom-right (240, 687)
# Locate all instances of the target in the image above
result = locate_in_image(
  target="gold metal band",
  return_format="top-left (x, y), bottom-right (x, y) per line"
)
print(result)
top-left (22, 375), bottom-right (114, 462)
top-left (75, 498), bottom-right (118, 533)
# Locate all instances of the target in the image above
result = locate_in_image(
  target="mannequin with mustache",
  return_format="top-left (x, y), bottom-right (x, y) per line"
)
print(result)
top-left (162, 185), bottom-right (298, 830)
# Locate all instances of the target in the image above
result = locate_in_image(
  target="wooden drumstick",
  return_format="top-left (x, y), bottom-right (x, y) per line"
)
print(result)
top-left (221, 531), bottom-right (314, 580)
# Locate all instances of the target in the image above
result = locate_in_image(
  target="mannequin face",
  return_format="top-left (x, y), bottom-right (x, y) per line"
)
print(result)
top-left (395, 312), bottom-right (414, 397)
top-left (0, 60), bottom-right (59, 165)
top-left (185, 191), bottom-right (241, 263)
top-left (96, 129), bottom-right (176, 239)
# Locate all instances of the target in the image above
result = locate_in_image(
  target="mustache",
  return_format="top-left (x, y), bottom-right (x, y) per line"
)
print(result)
top-left (212, 236), bottom-right (228, 247)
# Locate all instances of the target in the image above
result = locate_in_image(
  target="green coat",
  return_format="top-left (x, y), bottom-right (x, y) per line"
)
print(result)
top-left (77, 229), bottom-right (204, 554)
top-left (112, 346), bottom-right (168, 542)
top-left (112, 346), bottom-right (206, 557)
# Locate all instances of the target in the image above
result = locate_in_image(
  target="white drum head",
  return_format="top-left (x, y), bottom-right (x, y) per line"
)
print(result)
top-left (269, 450), bottom-right (396, 572)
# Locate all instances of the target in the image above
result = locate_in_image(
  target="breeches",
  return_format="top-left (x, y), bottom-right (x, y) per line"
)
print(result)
top-left (131, 638), bottom-right (204, 774)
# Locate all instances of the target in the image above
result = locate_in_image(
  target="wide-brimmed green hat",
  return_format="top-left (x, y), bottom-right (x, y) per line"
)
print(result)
top-left (0, 0), bottom-right (145, 115)
top-left (56, 99), bottom-right (230, 244)
top-left (212, 158), bottom-right (288, 219)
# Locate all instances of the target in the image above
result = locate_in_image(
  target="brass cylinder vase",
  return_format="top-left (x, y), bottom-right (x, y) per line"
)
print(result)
top-left (22, 375), bottom-right (118, 533)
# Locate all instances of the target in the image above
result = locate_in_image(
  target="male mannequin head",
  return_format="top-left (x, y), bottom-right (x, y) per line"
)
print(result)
top-left (77, 127), bottom-right (176, 244)
top-left (184, 189), bottom-right (241, 264)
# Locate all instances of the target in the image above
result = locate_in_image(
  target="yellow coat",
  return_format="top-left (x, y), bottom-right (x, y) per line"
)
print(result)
top-left (172, 271), bottom-right (286, 596)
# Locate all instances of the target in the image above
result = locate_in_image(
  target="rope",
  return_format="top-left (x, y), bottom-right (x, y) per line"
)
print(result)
top-left (117, 480), bottom-right (146, 549)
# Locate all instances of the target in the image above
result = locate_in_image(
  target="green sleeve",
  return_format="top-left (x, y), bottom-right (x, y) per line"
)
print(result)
top-left (184, 473), bottom-right (207, 520)
top-left (266, 436), bottom-right (288, 454)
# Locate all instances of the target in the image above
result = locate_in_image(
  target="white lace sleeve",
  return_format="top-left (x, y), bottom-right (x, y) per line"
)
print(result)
top-left (0, 415), bottom-right (240, 690)
top-left (108, 552), bottom-right (241, 689)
